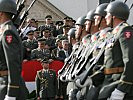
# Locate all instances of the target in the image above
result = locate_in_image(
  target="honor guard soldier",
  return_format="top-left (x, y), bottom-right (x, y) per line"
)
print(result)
top-left (0, 0), bottom-right (28, 99)
top-left (35, 58), bottom-right (58, 100)
top-left (98, 1), bottom-right (133, 100)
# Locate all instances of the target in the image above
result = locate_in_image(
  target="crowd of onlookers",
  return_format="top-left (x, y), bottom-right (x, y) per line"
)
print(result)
top-left (20, 15), bottom-right (75, 64)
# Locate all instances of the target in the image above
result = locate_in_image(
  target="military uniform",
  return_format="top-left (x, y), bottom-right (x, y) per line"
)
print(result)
top-left (39, 28), bottom-right (56, 51)
top-left (98, 22), bottom-right (133, 100)
top-left (57, 34), bottom-right (68, 40)
top-left (38, 15), bottom-right (57, 37)
top-left (0, 21), bottom-right (28, 99)
top-left (36, 69), bottom-right (58, 100)
top-left (31, 48), bottom-right (51, 60)
top-left (22, 38), bottom-right (38, 60)
top-left (51, 48), bottom-right (66, 61)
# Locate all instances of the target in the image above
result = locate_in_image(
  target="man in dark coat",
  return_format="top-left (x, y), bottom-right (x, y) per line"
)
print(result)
top-left (0, 0), bottom-right (28, 99)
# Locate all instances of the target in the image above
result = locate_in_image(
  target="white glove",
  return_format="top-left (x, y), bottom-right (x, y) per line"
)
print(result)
top-left (75, 77), bottom-right (92, 88)
top-left (60, 75), bottom-right (66, 82)
top-left (4, 95), bottom-right (16, 100)
top-left (108, 89), bottom-right (125, 100)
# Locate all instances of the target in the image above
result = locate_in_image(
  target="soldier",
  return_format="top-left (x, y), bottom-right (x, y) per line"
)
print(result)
top-left (51, 38), bottom-right (66, 61)
top-left (67, 28), bottom-right (77, 48)
top-left (0, 0), bottom-right (28, 99)
top-left (57, 25), bottom-right (70, 40)
top-left (33, 29), bottom-right (41, 40)
top-left (22, 30), bottom-right (38, 60)
top-left (35, 58), bottom-right (58, 100)
top-left (31, 39), bottom-right (51, 61)
top-left (98, 1), bottom-right (133, 100)
top-left (65, 16), bottom-right (87, 100)
top-left (40, 28), bottom-right (56, 51)
top-left (38, 15), bottom-right (57, 37)
top-left (20, 18), bottom-right (36, 40)
top-left (63, 16), bottom-right (74, 28)
top-left (55, 21), bottom-right (64, 35)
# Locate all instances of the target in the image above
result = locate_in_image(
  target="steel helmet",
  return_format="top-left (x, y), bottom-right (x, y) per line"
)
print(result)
top-left (85, 10), bottom-right (95, 21)
top-left (95, 3), bottom-right (108, 17)
top-left (105, 1), bottom-right (129, 20)
top-left (0, 0), bottom-right (17, 15)
top-left (67, 28), bottom-right (76, 38)
top-left (75, 16), bottom-right (86, 26)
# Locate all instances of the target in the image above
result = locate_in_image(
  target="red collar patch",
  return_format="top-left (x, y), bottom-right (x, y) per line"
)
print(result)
top-left (6, 35), bottom-right (13, 43)
top-left (124, 32), bottom-right (132, 39)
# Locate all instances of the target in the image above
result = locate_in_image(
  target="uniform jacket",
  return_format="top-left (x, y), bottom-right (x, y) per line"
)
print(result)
top-left (35, 69), bottom-right (58, 98)
top-left (31, 48), bottom-right (51, 60)
top-left (0, 20), bottom-right (27, 99)
top-left (99, 22), bottom-right (133, 99)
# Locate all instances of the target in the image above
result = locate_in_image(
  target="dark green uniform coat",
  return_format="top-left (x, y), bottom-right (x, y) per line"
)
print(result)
top-left (99, 22), bottom-right (133, 99)
top-left (0, 21), bottom-right (28, 99)
top-left (35, 69), bottom-right (58, 99)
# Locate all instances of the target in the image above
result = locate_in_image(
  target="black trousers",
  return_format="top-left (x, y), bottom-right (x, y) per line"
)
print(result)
top-left (0, 76), bottom-right (28, 100)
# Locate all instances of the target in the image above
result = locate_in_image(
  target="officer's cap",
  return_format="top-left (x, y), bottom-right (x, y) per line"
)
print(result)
top-left (63, 16), bottom-right (72, 20)
top-left (42, 27), bottom-right (51, 32)
top-left (27, 30), bottom-right (34, 35)
top-left (55, 21), bottom-right (63, 26)
top-left (62, 25), bottom-right (71, 29)
top-left (56, 38), bottom-right (62, 43)
top-left (41, 58), bottom-right (50, 63)
top-left (45, 15), bottom-right (52, 19)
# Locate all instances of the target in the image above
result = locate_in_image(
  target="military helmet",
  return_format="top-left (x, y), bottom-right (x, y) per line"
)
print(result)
top-left (105, 1), bottom-right (129, 20)
top-left (75, 16), bottom-right (86, 26)
top-left (67, 28), bottom-right (76, 38)
top-left (95, 3), bottom-right (108, 17)
top-left (0, 0), bottom-right (17, 15)
top-left (85, 10), bottom-right (95, 21)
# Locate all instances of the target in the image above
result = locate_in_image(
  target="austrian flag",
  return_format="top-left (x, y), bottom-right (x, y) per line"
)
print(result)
top-left (6, 35), bottom-right (13, 43)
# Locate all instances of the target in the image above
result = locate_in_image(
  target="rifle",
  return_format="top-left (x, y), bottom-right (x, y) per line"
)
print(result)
top-left (16, 0), bottom-right (20, 5)
top-left (74, 28), bottom-right (112, 78)
top-left (75, 40), bottom-right (104, 77)
top-left (19, 23), bottom-right (30, 37)
top-left (58, 44), bottom-right (79, 75)
top-left (130, 3), bottom-right (133, 10)
top-left (71, 42), bottom-right (97, 79)
top-left (19, 0), bottom-right (37, 29)
top-left (124, 0), bottom-right (127, 3)
top-left (79, 34), bottom-right (114, 85)
top-left (63, 44), bottom-right (88, 81)
top-left (12, 0), bottom-right (26, 23)
top-left (59, 44), bottom-right (84, 81)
